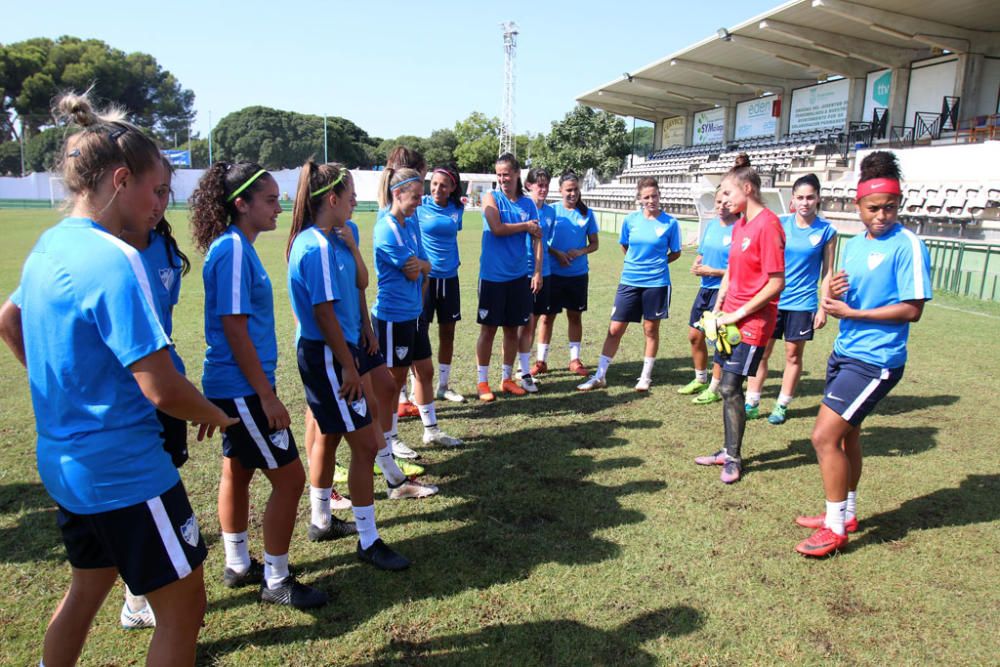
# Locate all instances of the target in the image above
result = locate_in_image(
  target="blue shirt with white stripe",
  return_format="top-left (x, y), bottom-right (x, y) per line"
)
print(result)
top-left (417, 195), bottom-right (463, 279)
top-left (141, 231), bottom-right (185, 374)
top-left (833, 223), bottom-right (932, 368)
top-left (527, 202), bottom-right (555, 277)
top-left (480, 189), bottom-right (538, 282)
top-left (697, 218), bottom-right (734, 290)
top-left (778, 214), bottom-right (837, 312)
top-left (618, 211), bottom-right (683, 288)
top-left (201, 225), bottom-right (278, 398)
top-left (550, 203), bottom-right (599, 277)
top-left (18, 217), bottom-right (177, 514)
top-left (288, 226), bottom-right (344, 343)
top-left (332, 222), bottom-right (363, 345)
top-left (373, 211), bottom-right (426, 322)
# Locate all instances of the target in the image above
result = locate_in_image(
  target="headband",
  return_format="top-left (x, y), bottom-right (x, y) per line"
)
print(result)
top-left (227, 169), bottom-right (267, 202)
top-left (310, 170), bottom-right (346, 198)
top-left (433, 168), bottom-right (457, 186)
top-left (390, 176), bottom-right (420, 191)
top-left (856, 178), bottom-right (901, 202)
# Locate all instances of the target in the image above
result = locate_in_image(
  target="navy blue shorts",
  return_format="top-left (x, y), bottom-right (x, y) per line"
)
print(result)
top-left (375, 317), bottom-right (432, 367)
top-left (56, 481), bottom-right (207, 595)
top-left (477, 276), bottom-right (532, 327)
top-left (715, 341), bottom-right (765, 378)
top-left (611, 284), bottom-right (671, 323)
top-left (773, 309), bottom-right (815, 341)
top-left (423, 276), bottom-right (461, 323)
top-left (211, 393), bottom-right (299, 471)
top-left (157, 410), bottom-right (188, 468)
top-left (550, 274), bottom-right (589, 313)
top-left (297, 338), bottom-right (373, 434)
top-left (357, 343), bottom-right (386, 376)
top-left (532, 275), bottom-right (553, 316)
top-left (689, 287), bottom-right (720, 328)
top-left (822, 351), bottom-right (904, 426)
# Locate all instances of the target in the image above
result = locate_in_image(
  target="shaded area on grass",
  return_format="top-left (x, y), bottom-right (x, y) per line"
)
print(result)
top-left (0, 482), bottom-right (62, 563)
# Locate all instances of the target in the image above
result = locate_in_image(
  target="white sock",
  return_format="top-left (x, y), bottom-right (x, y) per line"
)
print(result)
top-left (596, 354), bottom-right (612, 380)
top-left (310, 486), bottom-right (332, 528)
top-left (746, 391), bottom-right (761, 407)
top-left (398, 386), bottom-right (408, 405)
top-left (222, 531), bottom-right (251, 573)
top-left (846, 491), bottom-right (857, 522)
top-left (263, 551), bottom-right (289, 589)
top-left (537, 342), bottom-right (549, 362)
top-left (708, 376), bottom-right (720, 392)
top-left (418, 403), bottom-right (437, 428)
top-left (391, 413), bottom-right (399, 438)
top-left (777, 393), bottom-right (792, 407)
top-left (519, 352), bottom-right (531, 376)
top-left (439, 363), bottom-right (451, 389)
top-left (569, 342), bottom-right (581, 362)
top-left (352, 504), bottom-right (379, 550)
top-left (502, 364), bottom-right (513, 381)
top-left (376, 445), bottom-right (405, 486)
top-left (824, 499), bottom-right (848, 536)
top-left (695, 368), bottom-right (709, 384)
top-left (124, 585), bottom-right (146, 612)
top-left (477, 365), bottom-right (489, 384)
top-left (641, 356), bottom-right (655, 381)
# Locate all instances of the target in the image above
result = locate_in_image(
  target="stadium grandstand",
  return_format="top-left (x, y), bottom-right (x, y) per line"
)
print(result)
top-left (576, 0), bottom-right (1000, 243)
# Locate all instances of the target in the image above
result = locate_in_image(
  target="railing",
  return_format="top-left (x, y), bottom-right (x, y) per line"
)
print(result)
top-left (914, 112), bottom-right (943, 142)
top-left (890, 125), bottom-right (914, 148)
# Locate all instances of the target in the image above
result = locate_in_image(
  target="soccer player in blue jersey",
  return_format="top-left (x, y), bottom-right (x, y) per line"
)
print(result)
top-left (417, 164), bottom-right (466, 403)
top-left (538, 171), bottom-right (600, 378)
top-left (794, 151), bottom-right (931, 557)
top-left (577, 177), bottom-right (681, 391)
top-left (518, 167), bottom-right (556, 392)
top-left (0, 92), bottom-right (235, 667)
top-left (475, 153), bottom-right (543, 401)
top-left (681, 190), bottom-right (737, 404)
top-left (190, 162), bottom-right (327, 608)
top-left (746, 174), bottom-right (837, 424)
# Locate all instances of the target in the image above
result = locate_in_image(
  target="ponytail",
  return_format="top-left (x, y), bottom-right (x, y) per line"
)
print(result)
top-left (288, 159), bottom-right (350, 259)
top-left (378, 145), bottom-right (426, 208)
top-left (190, 161), bottom-right (268, 253)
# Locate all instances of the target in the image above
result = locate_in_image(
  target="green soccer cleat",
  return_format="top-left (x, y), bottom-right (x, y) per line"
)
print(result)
top-left (745, 403), bottom-right (761, 420)
top-left (677, 379), bottom-right (709, 395)
top-left (692, 388), bottom-right (721, 405)
top-left (374, 459), bottom-right (425, 477)
top-left (768, 404), bottom-right (788, 425)
top-left (333, 463), bottom-right (348, 484)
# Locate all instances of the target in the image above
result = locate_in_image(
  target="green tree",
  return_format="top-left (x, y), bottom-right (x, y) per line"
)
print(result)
top-left (424, 128), bottom-right (458, 167)
top-left (0, 141), bottom-right (23, 175)
top-left (375, 135), bottom-right (429, 168)
top-left (25, 126), bottom-right (70, 172)
top-left (538, 105), bottom-right (629, 181)
top-left (453, 112), bottom-right (500, 173)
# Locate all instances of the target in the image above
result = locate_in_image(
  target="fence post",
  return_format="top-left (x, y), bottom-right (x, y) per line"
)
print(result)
top-left (981, 247), bottom-right (992, 300)
top-left (951, 244), bottom-right (965, 292)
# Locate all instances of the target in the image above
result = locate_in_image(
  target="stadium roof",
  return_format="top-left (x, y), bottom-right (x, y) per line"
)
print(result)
top-left (577, 0), bottom-right (1000, 119)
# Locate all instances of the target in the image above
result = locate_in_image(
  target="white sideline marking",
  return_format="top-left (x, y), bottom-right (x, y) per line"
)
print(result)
top-left (927, 302), bottom-right (1000, 319)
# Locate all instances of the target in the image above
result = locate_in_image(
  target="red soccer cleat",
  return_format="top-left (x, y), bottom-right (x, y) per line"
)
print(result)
top-left (568, 359), bottom-right (589, 377)
top-left (477, 382), bottom-right (496, 402)
top-left (795, 513), bottom-right (859, 533)
top-left (529, 360), bottom-right (549, 376)
top-left (397, 400), bottom-right (420, 418)
top-left (795, 527), bottom-right (848, 557)
top-left (500, 379), bottom-right (527, 396)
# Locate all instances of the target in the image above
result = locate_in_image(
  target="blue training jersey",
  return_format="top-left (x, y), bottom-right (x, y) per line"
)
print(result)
top-left (618, 211), bottom-right (682, 288)
top-left (833, 223), bottom-right (932, 369)
top-left (141, 231), bottom-right (185, 374)
top-left (778, 214), bottom-right (837, 312)
top-left (527, 202), bottom-right (555, 278)
top-left (331, 222), bottom-right (362, 345)
top-left (480, 189), bottom-right (538, 282)
top-left (417, 195), bottom-right (463, 279)
top-left (697, 218), bottom-right (734, 290)
top-left (373, 211), bottom-right (426, 322)
top-left (201, 225), bottom-right (278, 399)
top-left (288, 226), bottom-right (343, 343)
top-left (19, 217), bottom-right (178, 514)
top-left (550, 203), bottom-right (599, 277)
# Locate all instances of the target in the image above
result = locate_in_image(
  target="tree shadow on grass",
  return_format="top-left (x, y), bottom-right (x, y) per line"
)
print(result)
top-left (0, 482), bottom-right (62, 563)
top-left (346, 605), bottom-right (705, 667)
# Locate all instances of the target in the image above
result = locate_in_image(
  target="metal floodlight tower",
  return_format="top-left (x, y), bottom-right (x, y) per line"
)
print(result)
top-left (499, 21), bottom-right (519, 157)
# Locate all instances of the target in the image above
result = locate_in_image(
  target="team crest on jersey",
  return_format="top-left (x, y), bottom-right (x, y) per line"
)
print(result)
top-left (395, 346), bottom-right (409, 359)
top-left (867, 252), bottom-right (886, 270)
top-left (269, 430), bottom-right (290, 450)
top-left (741, 237), bottom-right (751, 251)
top-left (451, 214), bottom-right (460, 224)
top-left (723, 235), bottom-right (732, 247)
top-left (809, 232), bottom-right (823, 247)
top-left (479, 308), bottom-right (489, 319)
top-left (519, 209), bottom-right (529, 222)
top-left (159, 268), bottom-right (176, 291)
top-left (351, 397), bottom-right (368, 418)
top-left (180, 514), bottom-right (200, 547)
top-left (654, 225), bottom-right (667, 237)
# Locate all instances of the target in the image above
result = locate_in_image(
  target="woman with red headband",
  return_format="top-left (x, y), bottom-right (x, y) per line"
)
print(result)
top-left (794, 151), bottom-right (931, 557)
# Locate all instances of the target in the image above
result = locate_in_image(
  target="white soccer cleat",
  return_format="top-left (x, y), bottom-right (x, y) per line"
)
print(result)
top-left (330, 488), bottom-right (352, 511)
top-left (520, 374), bottom-right (539, 393)
top-left (576, 375), bottom-right (607, 391)
top-left (435, 387), bottom-right (466, 403)
top-left (390, 436), bottom-right (419, 459)
top-left (634, 376), bottom-right (652, 392)
top-left (120, 601), bottom-right (156, 629)
top-left (422, 427), bottom-right (463, 447)
top-left (388, 478), bottom-right (439, 500)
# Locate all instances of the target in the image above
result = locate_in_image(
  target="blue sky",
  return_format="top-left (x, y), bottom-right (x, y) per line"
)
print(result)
top-left (3, 0), bottom-right (777, 141)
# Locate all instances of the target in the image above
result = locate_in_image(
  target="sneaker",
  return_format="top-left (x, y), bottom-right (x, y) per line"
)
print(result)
top-left (397, 400), bottom-right (420, 418)
top-left (692, 388), bottom-right (721, 405)
top-left (768, 404), bottom-right (788, 425)
top-left (720, 457), bottom-right (741, 484)
top-left (388, 478), bottom-right (439, 500)
top-left (223, 558), bottom-right (264, 589)
top-left (568, 359), bottom-right (589, 377)
top-left (795, 527), bottom-right (848, 557)
top-left (260, 576), bottom-right (328, 609)
top-left (477, 382), bottom-right (496, 402)
top-left (520, 374), bottom-right (539, 393)
top-left (333, 463), bottom-right (348, 484)
top-left (308, 516), bottom-right (358, 542)
top-left (435, 386), bottom-right (466, 403)
top-left (694, 448), bottom-right (727, 466)
top-left (677, 379), bottom-right (709, 395)
top-left (330, 488), bottom-right (351, 510)
top-left (634, 376), bottom-right (651, 392)
top-left (745, 403), bottom-right (761, 420)
top-left (120, 601), bottom-right (155, 629)
top-left (357, 538), bottom-right (411, 571)
top-left (530, 360), bottom-right (549, 376)
top-left (795, 513), bottom-right (859, 533)
top-left (576, 374), bottom-right (606, 391)
top-left (501, 379), bottom-right (527, 396)
top-left (423, 427), bottom-right (463, 447)
top-left (390, 436), bottom-right (419, 460)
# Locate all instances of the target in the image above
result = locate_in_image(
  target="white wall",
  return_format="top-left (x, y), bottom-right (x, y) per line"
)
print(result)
top-left (905, 57), bottom-right (959, 127)
top-left (855, 141), bottom-right (1000, 182)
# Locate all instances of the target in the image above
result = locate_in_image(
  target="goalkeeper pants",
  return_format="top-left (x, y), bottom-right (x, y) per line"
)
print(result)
top-left (719, 371), bottom-right (746, 461)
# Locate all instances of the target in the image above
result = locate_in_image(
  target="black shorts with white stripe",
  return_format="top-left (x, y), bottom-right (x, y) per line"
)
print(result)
top-left (373, 317), bottom-right (432, 368)
top-left (297, 337), bottom-right (373, 434)
top-left (56, 481), bottom-right (207, 595)
top-left (422, 276), bottom-right (462, 323)
top-left (211, 393), bottom-right (299, 470)
top-left (715, 340), bottom-right (766, 378)
top-left (822, 351), bottom-right (904, 426)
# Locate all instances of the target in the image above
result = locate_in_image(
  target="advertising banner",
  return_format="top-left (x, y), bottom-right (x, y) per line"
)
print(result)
top-left (661, 116), bottom-right (686, 147)
top-left (735, 97), bottom-right (777, 140)
top-left (862, 69), bottom-right (892, 121)
top-left (692, 107), bottom-right (725, 145)
top-left (789, 78), bottom-right (850, 133)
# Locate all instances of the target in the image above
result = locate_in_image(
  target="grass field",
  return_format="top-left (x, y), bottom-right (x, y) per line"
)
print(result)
top-left (0, 207), bottom-right (998, 666)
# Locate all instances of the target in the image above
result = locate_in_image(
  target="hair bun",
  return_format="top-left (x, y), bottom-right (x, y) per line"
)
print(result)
top-left (55, 90), bottom-right (127, 128)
